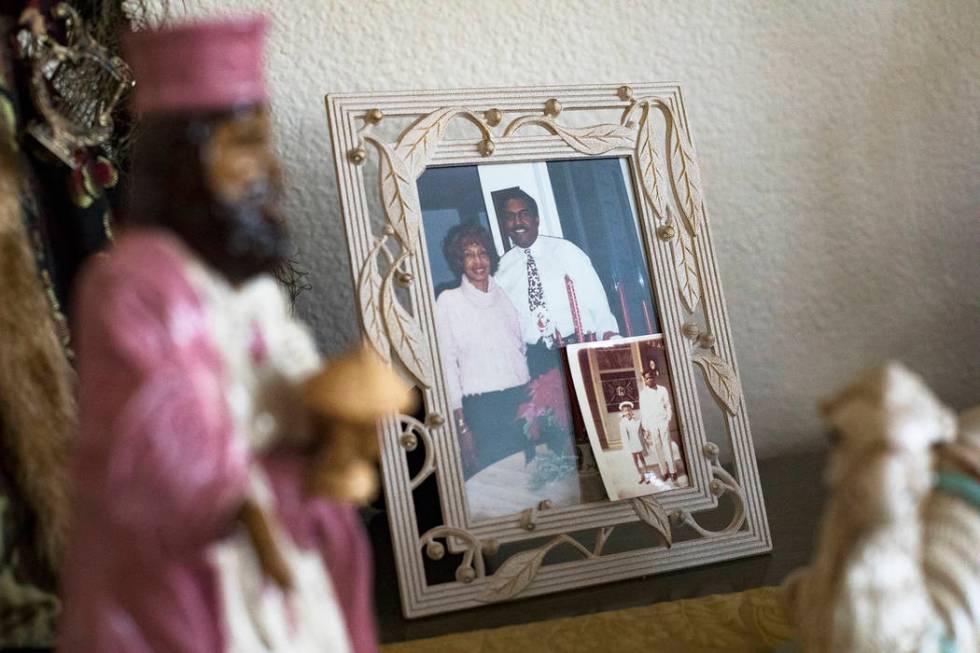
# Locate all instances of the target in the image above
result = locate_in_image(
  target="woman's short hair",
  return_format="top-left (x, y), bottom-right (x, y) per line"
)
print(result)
top-left (441, 223), bottom-right (498, 278)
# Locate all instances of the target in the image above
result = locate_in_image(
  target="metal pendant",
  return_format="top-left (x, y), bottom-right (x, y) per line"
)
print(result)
top-left (17, 3), bottom-right (133, 168)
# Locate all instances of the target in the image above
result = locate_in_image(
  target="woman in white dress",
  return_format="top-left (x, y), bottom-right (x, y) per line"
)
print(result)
top-left (618, 401), bottom-right (648, 484)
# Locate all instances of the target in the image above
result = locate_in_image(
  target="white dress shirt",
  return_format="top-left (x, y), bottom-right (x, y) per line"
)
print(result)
top-left (496, 235), bottom-right (620, 345)
top-left (434, 275), bottom-right (531, 410)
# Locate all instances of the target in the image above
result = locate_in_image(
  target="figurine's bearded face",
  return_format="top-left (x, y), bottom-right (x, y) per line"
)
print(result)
top-left (199, 108), bottom-right (287, 284)
top-left (129, 107), bottom-right (289, 284)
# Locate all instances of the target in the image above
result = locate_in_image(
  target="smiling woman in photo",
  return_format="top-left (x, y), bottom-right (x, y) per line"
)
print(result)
top-left (434, 223), bottom-right (532, 479)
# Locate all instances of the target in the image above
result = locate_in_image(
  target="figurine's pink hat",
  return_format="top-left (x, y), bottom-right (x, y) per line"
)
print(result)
top-left (123, 15), bottom-right (268, 114)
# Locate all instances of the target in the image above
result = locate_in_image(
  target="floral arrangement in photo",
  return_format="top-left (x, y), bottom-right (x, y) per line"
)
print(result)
top-left (527, 450), bottom-right (578, 492)
top-left (518, 368), bottom-right (578, 489)
top-left (518, 368), bottom-right (571, 442)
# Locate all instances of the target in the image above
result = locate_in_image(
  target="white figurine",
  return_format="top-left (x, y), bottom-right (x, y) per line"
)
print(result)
top-left (785, 363), bottom-right (979, 653)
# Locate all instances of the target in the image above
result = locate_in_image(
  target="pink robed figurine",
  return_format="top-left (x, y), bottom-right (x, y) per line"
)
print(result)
top-left (59, 17), bottom-right (400, 653)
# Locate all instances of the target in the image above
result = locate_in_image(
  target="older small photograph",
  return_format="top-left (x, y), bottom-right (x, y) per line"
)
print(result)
top-left (418, 158), bottom-right (659, 520)
top-left (567, 334), bottom-right (689, 501)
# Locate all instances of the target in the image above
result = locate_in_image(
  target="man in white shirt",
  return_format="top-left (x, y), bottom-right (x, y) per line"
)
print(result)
top-left (638, 366), bottom-right (677, 482)
top-left (494, 187), bottom-right (620, 377)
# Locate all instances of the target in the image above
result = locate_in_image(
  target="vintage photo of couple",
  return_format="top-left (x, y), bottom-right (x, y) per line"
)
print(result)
top-left (568, 335), bottom-right (688, 501)
top-left (419, 159), bottom-right (661, 519)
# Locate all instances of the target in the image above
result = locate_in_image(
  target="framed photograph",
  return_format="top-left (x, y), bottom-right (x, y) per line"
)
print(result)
top-left (416, 158), bottom-right (658, 522)
top-left (567, 335), bottom-right (689, 500)
top-left (326, 83), bottom-right (770, 617)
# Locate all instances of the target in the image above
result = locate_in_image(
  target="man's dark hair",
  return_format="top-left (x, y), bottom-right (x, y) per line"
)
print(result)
top-left (441, 222), bottom-right (498, 278)
top-left (492, 186), bottom-right (538, 220)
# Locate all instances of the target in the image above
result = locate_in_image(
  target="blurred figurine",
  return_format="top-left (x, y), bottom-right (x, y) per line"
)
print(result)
top-left (304, 348), bottom-right (413, 503)
top-left (60, 16), bottom-right (409, 653)
top-left (785, 363), bottom-right (979, 653)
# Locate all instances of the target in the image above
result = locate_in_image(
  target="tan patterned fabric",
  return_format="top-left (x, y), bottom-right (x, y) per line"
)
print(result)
top-left (382, 587), bottom-right (793, 653)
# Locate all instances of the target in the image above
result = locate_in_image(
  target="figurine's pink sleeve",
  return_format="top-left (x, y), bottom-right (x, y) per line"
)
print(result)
top-left (74, 231), bottom-right (249, 552)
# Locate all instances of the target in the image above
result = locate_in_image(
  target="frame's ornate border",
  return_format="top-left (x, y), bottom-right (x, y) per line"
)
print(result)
top-left (326, 83), bottom-right (771, 617)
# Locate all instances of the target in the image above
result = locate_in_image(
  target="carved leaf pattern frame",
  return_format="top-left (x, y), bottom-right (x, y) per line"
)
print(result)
top-left (326, 84), bottom-right (771, 618)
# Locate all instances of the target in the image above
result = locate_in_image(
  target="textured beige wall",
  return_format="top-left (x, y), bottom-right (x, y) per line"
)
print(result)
top-left (144, 1), bottom-right (980, 458)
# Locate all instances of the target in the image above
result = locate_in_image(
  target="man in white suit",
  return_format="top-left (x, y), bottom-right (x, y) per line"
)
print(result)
top-left (638, 366), bottom-right (676, 482)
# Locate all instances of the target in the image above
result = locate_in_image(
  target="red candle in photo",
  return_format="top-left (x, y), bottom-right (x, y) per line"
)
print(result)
top-left (616, 281), bottom-right (633, 337)
top-left (565, 274), bottom-right (584, 343)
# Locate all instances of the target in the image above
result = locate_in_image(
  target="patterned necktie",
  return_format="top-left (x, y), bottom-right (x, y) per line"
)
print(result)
top-left (526, 250), bottom-right (555, 345)
top-left (526, 250), bottom-right (546, 313)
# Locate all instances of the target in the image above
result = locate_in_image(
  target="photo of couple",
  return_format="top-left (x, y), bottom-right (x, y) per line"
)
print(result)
top-left (567, 335), bottom-right (689, 501)
top-left (418, 158), bottom-right (662, 520)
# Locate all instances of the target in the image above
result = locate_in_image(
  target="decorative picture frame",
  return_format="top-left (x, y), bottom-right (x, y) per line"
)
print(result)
top-left (325, 83), bottom-right (771, 618)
